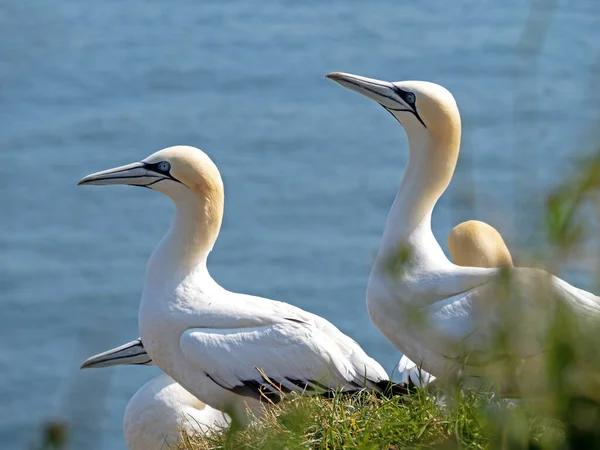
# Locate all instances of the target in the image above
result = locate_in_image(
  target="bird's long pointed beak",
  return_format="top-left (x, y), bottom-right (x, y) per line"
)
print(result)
top-left (78, 162), bottom-right (160, 187)
top-left (80, 338), bottom-right (153, 369)
top-left (326, 72), bottom-right (398, 107)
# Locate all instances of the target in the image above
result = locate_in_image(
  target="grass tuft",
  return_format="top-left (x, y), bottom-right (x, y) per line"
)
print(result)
top-left (176, 389), bottom-right (566, 450)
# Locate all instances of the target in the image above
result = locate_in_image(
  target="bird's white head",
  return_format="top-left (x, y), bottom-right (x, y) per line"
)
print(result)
top-left (79, 146), bottom-right (225, 263)
top-left (326, 72), bottom-right (463, 240)
top-left (78, 145), bottom-right (223, 203)
top-left (326, 72), bottom-right (460, 146)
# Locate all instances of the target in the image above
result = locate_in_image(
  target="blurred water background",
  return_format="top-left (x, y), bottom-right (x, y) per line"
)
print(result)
top-left (1, 0), bottom-right (599, 448)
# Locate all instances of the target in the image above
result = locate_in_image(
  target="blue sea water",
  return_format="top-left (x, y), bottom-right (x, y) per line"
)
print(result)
top-left (1, 0), bottom-right (599, 448)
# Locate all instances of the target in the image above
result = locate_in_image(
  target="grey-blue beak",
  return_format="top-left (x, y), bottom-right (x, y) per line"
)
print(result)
top-left (80, 338), bottom-right (152, 369)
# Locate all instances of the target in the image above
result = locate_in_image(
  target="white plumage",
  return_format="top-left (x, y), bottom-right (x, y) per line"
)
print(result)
top-left (396, 220), bottom-right (512, 388)
top-left (124, 374), bottom-right (228, 450)
top-left (397, 355), bottom-right (435, 387)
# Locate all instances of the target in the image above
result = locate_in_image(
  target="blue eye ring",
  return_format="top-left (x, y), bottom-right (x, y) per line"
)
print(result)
top-left (405, 92), bottom-right (416, 104)
top-left (157, 161), bottom-right (171, 172)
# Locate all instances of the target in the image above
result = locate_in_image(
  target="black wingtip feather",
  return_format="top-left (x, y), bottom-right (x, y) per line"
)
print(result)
top-left (375, 380), bottom-right (412, 397)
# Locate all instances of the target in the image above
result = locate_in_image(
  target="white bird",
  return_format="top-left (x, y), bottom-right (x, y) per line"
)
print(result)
top-left (78, 145), bottom-right (405, 422)
top-left (124, 374), bottom-right (227, 450)
top-left (326, 72), bottom-right (600, 394)
top-left (398, 220), bottom-right (513, 387)
top-left (81, 340), bottom-right (229, 450)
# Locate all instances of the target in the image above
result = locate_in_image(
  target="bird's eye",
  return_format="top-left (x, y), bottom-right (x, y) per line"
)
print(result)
top-left (157, 162), bottom-right (171, 172)
top-left (405, 92), bottom-right (416, 104)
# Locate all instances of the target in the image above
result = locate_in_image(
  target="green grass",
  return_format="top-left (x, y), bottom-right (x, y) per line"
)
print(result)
top-left (177, 388), bottom-right (568, 450)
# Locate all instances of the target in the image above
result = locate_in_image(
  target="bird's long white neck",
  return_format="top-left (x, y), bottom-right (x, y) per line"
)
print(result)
top-left (379, 130), bottom-right (458, 267)
top-left (146, 191), bottom-right (223, 284)
top-left (375, 120), bottom-right (499, 299)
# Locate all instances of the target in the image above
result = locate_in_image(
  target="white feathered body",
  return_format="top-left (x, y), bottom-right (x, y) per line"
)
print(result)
top-left (369, 250), bottom-right (600, 386)
top-left (124, 374), bottom-right (228, 450)
top-left (140, 236), bottom-right (389, 417)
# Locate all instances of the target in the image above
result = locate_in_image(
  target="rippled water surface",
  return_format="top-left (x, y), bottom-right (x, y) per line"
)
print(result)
top-left (1, 0), bottom-right (599, 448)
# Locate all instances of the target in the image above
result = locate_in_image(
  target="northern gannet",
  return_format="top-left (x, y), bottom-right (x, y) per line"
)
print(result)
top-left (124, 374), bottom-right (227, 450)
top-left (81, 341), bottom-right (229, 450)
top-left (326, 72), bottom-right (600, 393)
top-left (398, 220), bottom-right (513, 387)
top-left (78, 145), bottom-right (404, 421)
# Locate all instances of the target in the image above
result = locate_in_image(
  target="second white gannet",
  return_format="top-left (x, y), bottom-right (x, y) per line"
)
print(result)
top-left (326, 72), bottom-right (600, 393)
top-left (398, 220), bottom-right (513, 387)
top-left (78, 145), bottom-right (404, 421)
top-left (124, 374), bottom-right (227, 450)
top-left (81, 340), bottom-right (229, 450)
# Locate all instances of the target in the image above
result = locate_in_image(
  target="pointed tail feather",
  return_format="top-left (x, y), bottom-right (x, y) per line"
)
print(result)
top-left (374, 380), bottom-right (411, 396)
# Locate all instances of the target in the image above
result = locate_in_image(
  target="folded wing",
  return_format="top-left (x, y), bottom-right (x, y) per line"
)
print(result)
top-left (420, 268), bottom-right (600, 368)
top-left (180, 319), bottom-right (388, 403)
